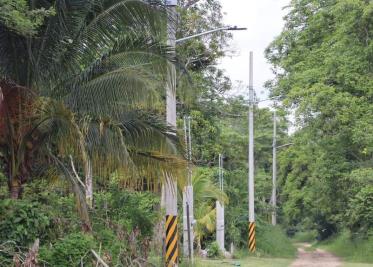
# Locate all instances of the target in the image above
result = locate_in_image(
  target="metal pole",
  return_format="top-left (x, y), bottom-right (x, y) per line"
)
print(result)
top-left (248, 51), bottom-right (256, 252)
top-left (164, 1), bottom-right (178, 266)
top-left (272, 110), bottom-right (277, 226)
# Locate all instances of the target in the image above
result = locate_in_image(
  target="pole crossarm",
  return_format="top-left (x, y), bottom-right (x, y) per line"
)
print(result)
top-left (176, 26), bottom-right (247, 44)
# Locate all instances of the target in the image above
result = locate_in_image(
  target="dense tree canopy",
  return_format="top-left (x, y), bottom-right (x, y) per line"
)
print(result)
top-left (266, 0), bottom-right (373, 238)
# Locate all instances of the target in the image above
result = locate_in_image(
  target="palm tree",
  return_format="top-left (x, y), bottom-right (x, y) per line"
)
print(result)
top-left (189, 167), bottom-right (228, 252)
top-left (0, 0), bottom-right (184, 212)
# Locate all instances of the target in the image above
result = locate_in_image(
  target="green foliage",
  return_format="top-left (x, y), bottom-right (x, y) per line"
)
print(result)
top-left (319, 230), bottom-right (373, 263)
top-left (227, 219), bottom-right (296, 258)
top-left (191, 167), bottom-right (228, 250)
top-left (346, 186), bottom-right (373, 234)
top-left (0, 0), bottom-right (185, 220)
top-left (0, 178), bottom-right (161, 265)
top-left (188, 110), bottom-right (222, 163)
top-left (0, 199), bottom-right (51, 246)
top-left (39, 233), bottom-right (96, 267)
top-left (207, 241), bottom-right (222, 258)
top-left (92, 189), bottom-right (160, 264)
top-left (266, 0), bottom-right (373, 240)
top-left (256, 223), bottom-right (296, 258)
top-left (0, 0), bottom-right (55, 36)
top-left (94, 189), bottom-right (160, 239)
top-left (292, 230), bottom-right (318, 243)
top-left (177, 0), bottom-right (231, 69)
top-left (0, 171), bottom-right (7, 199)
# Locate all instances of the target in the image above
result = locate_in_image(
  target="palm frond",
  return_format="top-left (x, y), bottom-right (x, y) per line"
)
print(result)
top-left (38, 0), bottom-right (167, 88)
top-left (192, 168), bottom-right (228, 205)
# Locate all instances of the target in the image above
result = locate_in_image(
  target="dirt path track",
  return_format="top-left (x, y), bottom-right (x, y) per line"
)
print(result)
top-left (290, 243), bottom-right (342, 267)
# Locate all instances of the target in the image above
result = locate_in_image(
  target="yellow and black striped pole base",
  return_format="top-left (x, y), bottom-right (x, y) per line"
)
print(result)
top-left (165, 215), bottom-right (178, 267)
top-left (248, 222), bottom-right (256, 252)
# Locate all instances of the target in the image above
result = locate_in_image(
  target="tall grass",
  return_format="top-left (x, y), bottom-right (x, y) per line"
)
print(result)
top-left (319, 231), bottom-right (373, 263)
top-left (255, 223), bottom-right (296, 258)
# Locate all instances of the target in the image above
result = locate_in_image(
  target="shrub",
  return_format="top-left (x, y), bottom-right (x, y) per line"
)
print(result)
top-left (0, 199), bottom-right (51, 246)
top-left (39, 233), bottom-right (96, 267)
top-left (93, 189), bottom-right (160, 240)
top-left (92, 190), bottom-right (161, 263)
top-left (207, 241), bottom-right (221, 258)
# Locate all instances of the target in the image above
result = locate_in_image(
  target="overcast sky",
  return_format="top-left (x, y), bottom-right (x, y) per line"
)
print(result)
top-left (218, 0), bottom-right (289, 103)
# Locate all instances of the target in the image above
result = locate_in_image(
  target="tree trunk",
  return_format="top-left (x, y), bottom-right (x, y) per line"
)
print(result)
top-left (85, 159), bottom-right (93, 208)
top-left (9, 177), bottom-right (22, 199)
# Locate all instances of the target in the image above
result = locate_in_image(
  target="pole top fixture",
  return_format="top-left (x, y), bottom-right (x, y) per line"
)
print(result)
top-left (227, 26), bottom-right (247, 31)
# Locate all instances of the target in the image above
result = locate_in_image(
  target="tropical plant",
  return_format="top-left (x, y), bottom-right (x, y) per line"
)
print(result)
top-left (0, 0), bottom-right (186, 209)
top-left (0, 0), bottom-right (190, 238)
top-left (189, 167), bottom-right (227, 252)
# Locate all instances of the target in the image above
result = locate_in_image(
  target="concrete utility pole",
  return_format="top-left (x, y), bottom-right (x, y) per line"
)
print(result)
top-left (183, 116), bottom-right (194, 262)
top-left (216, 154), bottom-right (225, 252)
top-left (272, 110), bottom-right (277, 226)
top-left (164, 1), bottom-right (178, 266)
top-left (248, 51), bottom-right (256, 252)
top-left (162, 7), bottom-right (246, 263)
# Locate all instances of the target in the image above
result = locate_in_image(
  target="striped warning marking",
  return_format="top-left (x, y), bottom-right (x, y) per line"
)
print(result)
top-left (165, 215), bottom-right (178, 267)
top-left (249, 222), bottom-right (256, 252)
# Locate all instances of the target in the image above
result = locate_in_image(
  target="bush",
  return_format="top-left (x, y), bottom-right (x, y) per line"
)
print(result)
top-left (92, 190), bottom-right (161, 264)
top-left (0, 199), bottom-right (51, 246)
top-left (39, 233), bottom-right (96, 267)
top-left (93, 189), bottom-right (160, 240)
top-left (0, 182), bottom-right (161, 266)
top-left (207, 241), bottom-right (222, 258)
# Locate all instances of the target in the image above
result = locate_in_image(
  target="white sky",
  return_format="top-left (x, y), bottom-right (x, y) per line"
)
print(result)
top-left (218, 0), bottom-right (289, 105)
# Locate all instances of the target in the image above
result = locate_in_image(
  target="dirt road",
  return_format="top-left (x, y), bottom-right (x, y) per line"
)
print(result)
top-left (290, 243), bottom-right (342, 267)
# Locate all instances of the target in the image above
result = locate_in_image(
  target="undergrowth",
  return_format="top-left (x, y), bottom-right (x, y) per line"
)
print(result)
top-left (319, 230), bottom-right (373, 263)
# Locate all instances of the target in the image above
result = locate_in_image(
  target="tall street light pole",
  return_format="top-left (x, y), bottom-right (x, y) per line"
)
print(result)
top-left (248, 51), bottom-right (256, 253)
top-left (176, 26), bottom-right (246, 262)
top-left (163, 4), bottom-right (246, 262)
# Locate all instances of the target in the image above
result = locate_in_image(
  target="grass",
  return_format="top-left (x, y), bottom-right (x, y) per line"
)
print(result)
top-left (291, 230), bottom-right (318, 243)
top-left (255, 224), bottom-right (296, 258)
top-left (318, 231), bottom-right (373, 264)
